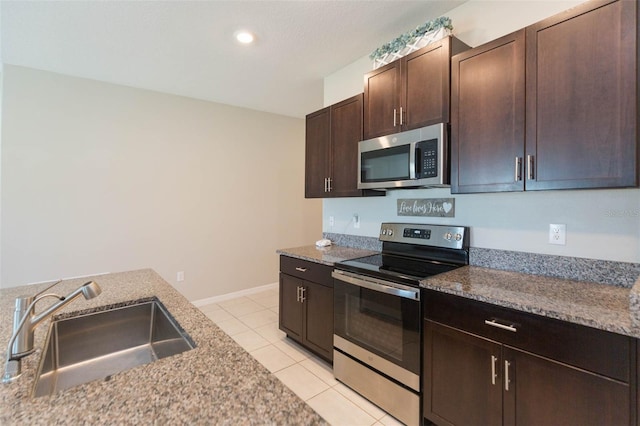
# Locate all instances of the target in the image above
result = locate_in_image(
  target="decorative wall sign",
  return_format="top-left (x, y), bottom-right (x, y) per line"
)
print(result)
top-left (397, 198), bottom-right (455, 217)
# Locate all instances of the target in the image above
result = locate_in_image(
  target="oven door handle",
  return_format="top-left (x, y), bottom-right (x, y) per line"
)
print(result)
top-left (332, 270), bottom-right (420, 300)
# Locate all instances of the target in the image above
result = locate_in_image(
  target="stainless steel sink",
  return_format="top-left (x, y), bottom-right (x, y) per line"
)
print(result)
top-left (32, 297), bottom-right (195, 397)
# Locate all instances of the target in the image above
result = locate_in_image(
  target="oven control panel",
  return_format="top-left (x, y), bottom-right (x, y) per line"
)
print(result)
top-left (402, 228), bottom-right (431, 239)
top-left (380, 223), bottom-right (468, 249)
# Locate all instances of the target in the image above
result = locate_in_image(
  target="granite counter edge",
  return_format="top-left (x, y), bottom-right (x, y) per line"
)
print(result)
top-left (277, 245), bottom-right (378, 266)
top-left (420, 268), bottom-right (640, 339)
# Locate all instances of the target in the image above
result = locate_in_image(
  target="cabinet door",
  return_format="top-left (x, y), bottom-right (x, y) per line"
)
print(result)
top-left (451, 30), bottom-right (526, 193)
top-left (403, 37), bottom-right (450, 130)
top-left (329, 94), bottom-right (363, 198)
top-left (503, 346), bottom-right (630, 426)
top-left (303, 281), bottom-right (333, 361)
top-left (364, 61), bottom-right (401, 139)
top-left (279, 273), bottom-right (303, 342)
top-left (525, 0), bottom-right (637, 190)
top-left (424, 320), bottom-right (502, 426)
top-left (305, 107), bottom-right (331, 198)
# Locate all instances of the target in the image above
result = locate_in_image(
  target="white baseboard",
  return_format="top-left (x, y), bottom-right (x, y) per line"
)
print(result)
top-left (191, 282), bottom-right (278, 307)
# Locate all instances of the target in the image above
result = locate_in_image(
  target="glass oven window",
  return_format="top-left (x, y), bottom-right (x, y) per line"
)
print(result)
top-left (334, 280), bottom-right (420, 374)
top-left (346, 290), bottom-right (404, 361)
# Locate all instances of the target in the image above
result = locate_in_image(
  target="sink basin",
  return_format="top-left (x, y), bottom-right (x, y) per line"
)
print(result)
top-left (33, 297), bottom-right (195, 397)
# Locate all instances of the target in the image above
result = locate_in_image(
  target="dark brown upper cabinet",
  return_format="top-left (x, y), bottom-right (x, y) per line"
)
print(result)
top-left (525, 0), bottom-right (637, 190)
top-left (451, 30), bottom-right (526, 193)
top-left (363, 36), bottom-right (470, 140)
top-left (305, 94), bottom-right (377, 198)
top-left (305, 106), bottom-right (331, 198)
top-left (451, 0), bottom-right (638, 193)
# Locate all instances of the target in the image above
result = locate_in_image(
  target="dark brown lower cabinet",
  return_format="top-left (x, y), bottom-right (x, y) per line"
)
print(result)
top-left (423, 290), bottom-right (636, 426)
top-left (279, 273), bottom-right (304, 341)
top-left (424, 321), bottom-right (631, 426)
top-left (279, 256), bottom-right (333, 362)
top-left (425, 321), bottom-right (502, 426)
top-left (502, 346), bottom-right (629, 426)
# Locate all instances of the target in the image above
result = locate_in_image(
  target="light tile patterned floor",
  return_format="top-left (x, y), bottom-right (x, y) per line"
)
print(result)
top-left (198, 288), bottom-right (404, 426)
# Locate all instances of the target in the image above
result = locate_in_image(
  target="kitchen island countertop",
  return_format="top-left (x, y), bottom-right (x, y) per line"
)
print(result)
top-left (0, 269), bottom-right (325, 425)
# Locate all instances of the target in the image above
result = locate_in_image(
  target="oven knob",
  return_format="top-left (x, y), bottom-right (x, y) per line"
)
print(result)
top-left (455, 233), bottom-right (462, 241)
top-left (388, 230), bottom-right (393, 236)
top-left (381, 229), bottom-right (387, 235)
top-left (444, 232), bottom-right (452, 241)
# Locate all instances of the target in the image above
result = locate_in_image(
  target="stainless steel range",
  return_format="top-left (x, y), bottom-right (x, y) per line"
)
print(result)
top-left (332, 223), bottom-right (469, 426)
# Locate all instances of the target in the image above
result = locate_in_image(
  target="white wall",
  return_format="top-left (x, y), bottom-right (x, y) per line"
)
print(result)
top-left (1, 65), bottom-right (322, 299)
top-left (324, 0), bottom-right (640, 263)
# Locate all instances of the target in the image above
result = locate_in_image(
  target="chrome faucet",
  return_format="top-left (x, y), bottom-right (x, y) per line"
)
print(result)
top-left (2, 280), bottom-right (102, 383)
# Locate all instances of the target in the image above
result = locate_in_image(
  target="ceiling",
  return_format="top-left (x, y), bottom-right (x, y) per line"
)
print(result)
top-left (1, 0), bottom-right (467, 118)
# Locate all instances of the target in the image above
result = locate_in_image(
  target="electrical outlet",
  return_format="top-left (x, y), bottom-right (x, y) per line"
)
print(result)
top-left (177, 271), bottom-right (185, 282)
top-left (548, 224), bottom-right (566, 245)
top-left (353, 214), bottom-right (360, 229)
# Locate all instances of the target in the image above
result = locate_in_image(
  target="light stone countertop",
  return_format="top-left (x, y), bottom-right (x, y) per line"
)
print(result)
top-left (421, 266), bottom-right (640, 339)
top-left (276, 245), bottom-right (377, 265)
top-left (279, 244), bottom-right (640, 339)
top-left (0, 269), bottom-right (326, 425)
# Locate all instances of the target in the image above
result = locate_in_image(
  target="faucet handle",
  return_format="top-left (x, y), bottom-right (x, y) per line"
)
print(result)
top-left (33, 279), bottom-right (62, 299)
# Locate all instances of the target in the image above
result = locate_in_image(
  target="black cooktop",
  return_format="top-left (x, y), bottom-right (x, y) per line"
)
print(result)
top-left (335, 252), bottom-right (464, 287)
top-left (334, 223), bottom-right (470, 287)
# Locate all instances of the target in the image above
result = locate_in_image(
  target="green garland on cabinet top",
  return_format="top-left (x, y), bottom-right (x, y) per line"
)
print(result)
top-left (369, 16), bottom-right (453, 61)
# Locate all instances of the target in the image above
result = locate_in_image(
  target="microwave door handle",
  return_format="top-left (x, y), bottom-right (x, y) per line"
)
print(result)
top-left (415, 147), bottom-right (422, 178)
top-left (408, 142), bottom-right (416, 179)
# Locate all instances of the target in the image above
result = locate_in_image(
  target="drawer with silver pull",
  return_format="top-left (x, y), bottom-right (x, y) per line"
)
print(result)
top-left (424, 289), bottom-right (631, 382)
top-left (279, 256), bottom-right (333, 285)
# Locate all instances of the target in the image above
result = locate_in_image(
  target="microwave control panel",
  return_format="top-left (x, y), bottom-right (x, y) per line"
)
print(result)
top-left (416, 139), bottom-right (438, 178)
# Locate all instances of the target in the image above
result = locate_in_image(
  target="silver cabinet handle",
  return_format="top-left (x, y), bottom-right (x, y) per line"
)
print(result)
top-left (504, 360), bottom-right (511, 391)
top-left (296, 286), bottom-right (300, 302)
top-left (299, 287), bottom-right (306, 303)
top-left (484, 319), bottom-right (517, 333)
top-left (491, 355), bottom-right (498, 385)
top-left (399, 107), bottom-right (404, 125)
top-left (514, 157), bottom-right (522, 182)
top-left (527, 154), bottom-right (534, 180)
top-left (393, 108), bottom-right (397, 127)
top-left (323, 178), bottom-right (328, 192)
top-left (327, 177), bottom-right (332, 192)
top-left (295, 267), bottom-right (307, 272)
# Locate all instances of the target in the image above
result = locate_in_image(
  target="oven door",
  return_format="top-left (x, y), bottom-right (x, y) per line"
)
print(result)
top-left (332, 269), bottom-right (421, 390)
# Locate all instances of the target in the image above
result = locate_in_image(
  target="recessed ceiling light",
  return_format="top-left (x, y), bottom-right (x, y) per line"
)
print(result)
top-left (235, 30), bottom-right (255, 45)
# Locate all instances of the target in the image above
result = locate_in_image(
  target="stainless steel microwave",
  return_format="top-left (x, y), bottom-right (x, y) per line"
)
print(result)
top-left (357, 123), bottom-right (449, 190)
